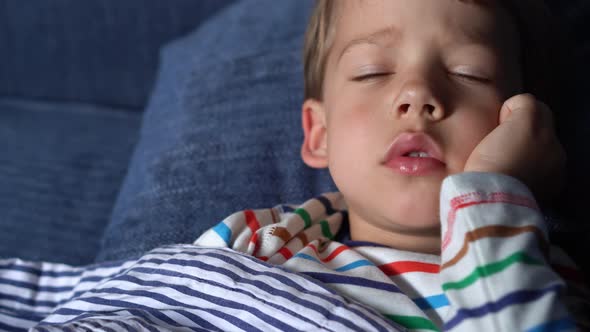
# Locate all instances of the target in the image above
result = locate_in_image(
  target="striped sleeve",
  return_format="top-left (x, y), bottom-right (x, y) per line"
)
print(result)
top-left (439, 172), bottom-right (577, 331)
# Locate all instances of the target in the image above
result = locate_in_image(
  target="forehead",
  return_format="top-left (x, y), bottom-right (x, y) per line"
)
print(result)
top-left (330, 0), bottom-right (518, 54)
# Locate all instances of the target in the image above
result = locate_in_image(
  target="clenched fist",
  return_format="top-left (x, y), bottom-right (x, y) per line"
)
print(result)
top-left (464, 93), bottom-right (567, 202)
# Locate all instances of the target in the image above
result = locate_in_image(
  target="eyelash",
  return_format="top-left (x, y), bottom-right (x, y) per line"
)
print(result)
top-left (351, 72), bottom-right (490, 84)
top-left (452, 72), bottom-right (491, 84)
top-left (352, 72), bottom-right (392, 82)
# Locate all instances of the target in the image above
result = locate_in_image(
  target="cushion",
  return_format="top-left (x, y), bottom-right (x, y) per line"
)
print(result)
top-left (0, 0), bottom-right (234, 108)
top-left (0, 99), bottom-right (141, 265)
top-left (96, 0), bottom-right (337, 262)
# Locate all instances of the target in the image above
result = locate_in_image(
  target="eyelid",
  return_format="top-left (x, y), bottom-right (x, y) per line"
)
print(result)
top-left (351, 65), bottom-right (391, 80)
top-left (352, 71), bottom-right (392, 82)
top-left (451, 66), bottom-right (490, 80)
top-left (357, 64), bottom-right (387, 74)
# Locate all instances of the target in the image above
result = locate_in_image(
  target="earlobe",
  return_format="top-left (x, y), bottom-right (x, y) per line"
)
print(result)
top-left (300, 99), bottom-right (329, 168)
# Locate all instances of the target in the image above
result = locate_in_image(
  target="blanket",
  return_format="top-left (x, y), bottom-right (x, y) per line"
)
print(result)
top-left (1, 246), bottom-right (400, 331)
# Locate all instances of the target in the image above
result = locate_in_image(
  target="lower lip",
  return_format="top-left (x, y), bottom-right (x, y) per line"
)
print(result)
top-left (385, 156), bottom-right (446, 176)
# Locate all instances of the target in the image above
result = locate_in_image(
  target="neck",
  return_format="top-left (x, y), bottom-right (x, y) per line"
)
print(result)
top-left (348, 211), bottom-right (441, 255)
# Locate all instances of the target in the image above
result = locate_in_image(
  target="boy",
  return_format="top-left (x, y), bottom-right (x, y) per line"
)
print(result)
top-left (196, 0), bottom-right (588, 330)
top-left (1, 0), bottom-right (588, 331)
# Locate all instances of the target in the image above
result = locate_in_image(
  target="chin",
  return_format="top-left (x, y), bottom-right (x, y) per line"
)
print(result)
top-left (392, 207), bottom-right (440, 231)
top-left (383, 190), bottom-right (441, 230)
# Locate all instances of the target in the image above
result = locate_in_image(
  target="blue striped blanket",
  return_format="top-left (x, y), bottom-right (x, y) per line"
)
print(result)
top-left (1, 245), bottom-right (403, 332)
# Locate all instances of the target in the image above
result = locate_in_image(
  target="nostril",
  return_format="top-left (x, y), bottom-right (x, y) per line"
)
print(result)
top-left (425, 104), bottom-right (435, 114)
top-left (399, 104), bottom-right (410, 114)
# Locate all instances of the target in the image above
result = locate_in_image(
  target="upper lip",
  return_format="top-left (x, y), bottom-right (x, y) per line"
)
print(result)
top-left (383, 132), bottom-right (445, 164)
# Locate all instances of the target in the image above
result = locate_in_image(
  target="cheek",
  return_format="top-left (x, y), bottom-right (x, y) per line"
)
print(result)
top-left (325, 96), bottom-right (385, 143)
top-left (447, 110), bottom-right (498, 170)
top-left (325, 103), bottom-right (383, 175)
top-left (326, 113), bottom-right (371, 159)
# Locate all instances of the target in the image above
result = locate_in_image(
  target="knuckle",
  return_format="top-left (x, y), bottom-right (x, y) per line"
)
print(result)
top-left (519, 93), bottom-right (535, 103)
top-left (505, 94), bottom-right (538, 116)
top-left (518, 95), bottom-right (538, 112)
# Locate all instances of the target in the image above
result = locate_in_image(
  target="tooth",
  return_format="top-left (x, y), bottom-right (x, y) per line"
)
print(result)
top-left (408, 152), bottom-right (429, 158)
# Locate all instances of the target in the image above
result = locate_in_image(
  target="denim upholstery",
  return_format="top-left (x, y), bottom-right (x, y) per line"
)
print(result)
top-left (0, 0), bottom-right (233, 108)
top-left (96, 0), bottom-right (337, 262)
top-left (0, 99), bottom-right (141, 264)
top-left (0, 1), bottom-right (234, 265)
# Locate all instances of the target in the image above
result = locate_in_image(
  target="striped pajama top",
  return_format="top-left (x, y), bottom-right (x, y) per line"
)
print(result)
top-left (1, 172), bottom-right (588, 331)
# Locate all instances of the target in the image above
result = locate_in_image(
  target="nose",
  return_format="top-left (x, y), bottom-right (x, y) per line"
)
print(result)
top-left (392, 77), bottom-right (445, 121)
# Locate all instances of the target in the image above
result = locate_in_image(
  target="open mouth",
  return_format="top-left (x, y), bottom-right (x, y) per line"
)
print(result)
top-left (403, 151), bottom-right (431, 158)
top-left (384, 132), bottom-right (446, 176)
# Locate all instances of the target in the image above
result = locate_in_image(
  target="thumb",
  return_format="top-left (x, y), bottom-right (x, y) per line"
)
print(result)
top-left (499, 101), bottom-right (513, 124)
top-left (498, 93), bottom-right (538, 124)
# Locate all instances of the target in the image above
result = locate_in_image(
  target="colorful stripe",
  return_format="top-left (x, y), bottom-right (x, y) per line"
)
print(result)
top-left (442, 251), bottom-right (543, 291)
top-left (334, 260), bottom-right (374, 272)
top-left (278, 247), bottom-right (293, 260)
top-left (250, 232), bottom-right (261, 256)
top-left (445, 283), bottom-right (564, 330)
top-left (443, 192), bottom-right (538, 250)
top-left (413, 294), bottom-right (449, 310)
top-left (245, 210), bottom-right (261, 234)
top-left (293, 256), bottom-right (450, 312)
top-left (213, 222), bottom-right (232, 245)
top-left (296, 232), bottom-right (309, 246)
top-left (294, 208), bottom-right (312, 229)
top-left (271, 227), bottom-right (292, 243)
top-left (384, 314), bottom-right (440, 331)
top-left (295, 253), bottom-right (374, 272)
top-left (270, 208), bottom-right (279, 223)
top-left (379, 261), bottom-right (439, 276)
top-left (319, 245), bottom-right (348, 262)
top-left (294, 253), bottom-right (320, 263)
top-left (306, 243), bottom-right (350, 263)
top-left (441, 225), bottom-right (547, 271)
top-left (319, 220), bottom-right (334, 239)
top-left (315, 195), bottom-right (337, 215)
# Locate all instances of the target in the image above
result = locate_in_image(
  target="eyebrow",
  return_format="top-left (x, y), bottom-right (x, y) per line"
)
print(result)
top-left (337, 24), bottom-right (497, 63)
top-left (337, 26), bottom-right (401, 63)
top-left (454, 25), bottom-right (495, 46)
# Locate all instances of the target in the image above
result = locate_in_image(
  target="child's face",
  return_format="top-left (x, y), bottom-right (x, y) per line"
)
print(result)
top-left (305, 0), bottom-right (522, 240)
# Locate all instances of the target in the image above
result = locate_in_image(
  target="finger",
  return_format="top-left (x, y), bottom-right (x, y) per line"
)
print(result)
top-left (500, 94), bottom-right (558, 136)
top-left (499, 93), bottom-right (537, 124)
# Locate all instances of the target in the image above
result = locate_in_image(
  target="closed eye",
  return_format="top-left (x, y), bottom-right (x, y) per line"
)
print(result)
top-left (452, 72), bottom-right (491, 84)
top-left (351, 72), bottom-right (392, 82)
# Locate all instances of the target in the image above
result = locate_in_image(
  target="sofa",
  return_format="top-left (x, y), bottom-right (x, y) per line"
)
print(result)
top-left (1, 0), bottom-right (589, 279)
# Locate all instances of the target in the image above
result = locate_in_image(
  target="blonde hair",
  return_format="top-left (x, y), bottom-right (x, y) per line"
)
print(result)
top-left (302, 0), bottom-right (566, 109)
top-left (303, 0), bottom-right (335, 101)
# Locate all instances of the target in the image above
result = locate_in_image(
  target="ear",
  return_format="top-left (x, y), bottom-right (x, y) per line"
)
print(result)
top-left (301, 98), bottom-right (329, 168)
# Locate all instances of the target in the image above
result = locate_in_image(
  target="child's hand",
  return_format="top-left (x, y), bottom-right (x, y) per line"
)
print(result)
top-left (464, 93), bottom-right (566, 201)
